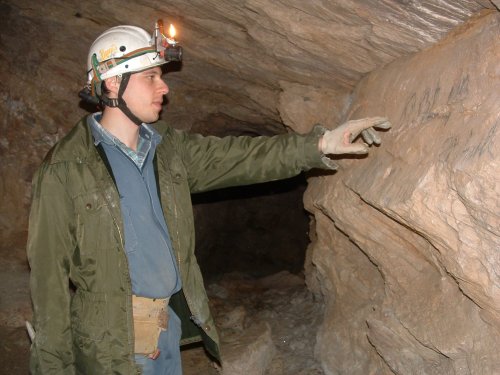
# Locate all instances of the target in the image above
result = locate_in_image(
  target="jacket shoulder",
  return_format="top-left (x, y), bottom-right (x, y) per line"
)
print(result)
top-left (42, 117), bottom-right (92, 166)
top-left (153, 120), bottom-right (186, 138)
top-left (154, 121), bottom-right (192, 150)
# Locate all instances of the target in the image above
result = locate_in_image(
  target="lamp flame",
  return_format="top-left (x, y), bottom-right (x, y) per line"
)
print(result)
top-left (169, 24), bottom-right (176, 38)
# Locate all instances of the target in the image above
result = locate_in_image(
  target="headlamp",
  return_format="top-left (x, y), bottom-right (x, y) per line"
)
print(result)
top-left (155, 20), bottom-right (183, 62)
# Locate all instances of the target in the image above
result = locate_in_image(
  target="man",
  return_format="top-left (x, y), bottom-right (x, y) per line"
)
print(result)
top-left (27, 22), bottom-right (390, 374)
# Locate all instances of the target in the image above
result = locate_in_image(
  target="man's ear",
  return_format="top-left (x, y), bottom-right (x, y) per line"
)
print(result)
top-left (103, 76), bottom-right (121, 97)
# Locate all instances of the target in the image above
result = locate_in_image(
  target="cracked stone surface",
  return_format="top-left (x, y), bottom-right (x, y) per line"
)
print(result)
top-left (304, 12), bottom-right (500, 374)
top-left (0, 1), bottom-right (493, 246)
top-left (0, 2), bottom-right (498, 374)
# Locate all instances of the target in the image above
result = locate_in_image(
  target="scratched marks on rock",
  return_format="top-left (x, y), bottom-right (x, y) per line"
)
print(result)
top-left (448, 74), bottom-right (469, 104)
top-left (400, 74), bottom-right (470, 127)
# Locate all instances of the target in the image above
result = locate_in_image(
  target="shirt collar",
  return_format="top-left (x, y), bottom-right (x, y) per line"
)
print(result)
top-left (87, 112), bottom-right (162, 147)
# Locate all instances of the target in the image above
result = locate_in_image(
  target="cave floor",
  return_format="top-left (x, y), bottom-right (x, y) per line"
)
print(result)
top-left (1, 270), bottom-right (324, 374)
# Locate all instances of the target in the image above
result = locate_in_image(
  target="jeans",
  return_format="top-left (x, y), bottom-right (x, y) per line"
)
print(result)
top-left (134, 306), bottom-right (183, 375)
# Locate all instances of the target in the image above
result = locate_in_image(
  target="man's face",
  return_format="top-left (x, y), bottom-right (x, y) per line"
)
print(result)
top-left (122, 67), bottom-right (169, 123)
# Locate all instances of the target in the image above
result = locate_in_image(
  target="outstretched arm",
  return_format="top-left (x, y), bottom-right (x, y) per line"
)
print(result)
top-left (177, 127), bottom-right (332, 193)
top-left (165, 116), bottom-right (391, 193)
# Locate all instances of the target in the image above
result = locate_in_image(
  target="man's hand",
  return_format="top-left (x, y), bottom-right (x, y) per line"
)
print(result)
top-left (148, 348), bottom-right (161, 360)
top-left (319, 117), bottom-right (391, 155)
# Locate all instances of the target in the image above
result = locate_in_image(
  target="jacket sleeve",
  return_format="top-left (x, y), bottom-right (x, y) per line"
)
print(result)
top-left (176, 126), bottom-right (337, 193)
top-left (27, 161), bottom-right (76, 374)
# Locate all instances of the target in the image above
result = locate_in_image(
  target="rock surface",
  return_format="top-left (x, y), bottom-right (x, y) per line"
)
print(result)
top-left (209, 271), bottom-right (324, 374)
top-left (303, 11), bottom-right (500, 374)
top-left (0, 0), bottom-right (491, 246)
top-left (0, 1), bottom-right (498, 375)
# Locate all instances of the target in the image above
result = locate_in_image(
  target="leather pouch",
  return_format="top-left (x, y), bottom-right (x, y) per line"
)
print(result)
top-left (132, 296), bottom-right (170, 354)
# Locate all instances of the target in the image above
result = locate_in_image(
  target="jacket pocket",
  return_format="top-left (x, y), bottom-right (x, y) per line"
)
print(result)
top-left (74, 191), bottom-right (106, 254)
top-left (168, 155), bottom-right (187, 185)
top-left (71, 290), bottom-right (107, 340)
top-left (71, 290), bottom-right (114, 374)
top-left (72, 332), bottom-right (110, 375)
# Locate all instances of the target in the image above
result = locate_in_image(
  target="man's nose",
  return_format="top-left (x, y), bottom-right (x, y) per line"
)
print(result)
top-left (159, 79), bottom-right (169, 95)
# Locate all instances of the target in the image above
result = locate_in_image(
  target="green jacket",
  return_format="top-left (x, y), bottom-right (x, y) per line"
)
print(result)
top-left (27, 116), bottom-right (332, 374)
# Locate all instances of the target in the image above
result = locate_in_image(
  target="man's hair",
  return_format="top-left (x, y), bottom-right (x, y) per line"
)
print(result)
top-left (101, 75), bottom-right (123, 96)
top-left (101, 80), bottom-right (111, 95)
top-left (100, 76), bottom-right (123, 109)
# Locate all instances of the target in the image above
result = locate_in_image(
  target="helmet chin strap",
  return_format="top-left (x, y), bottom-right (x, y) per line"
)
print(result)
top-left (100, 73), bottom-right (144, 126)
top-left (116, 74), bottom-right (144, 126)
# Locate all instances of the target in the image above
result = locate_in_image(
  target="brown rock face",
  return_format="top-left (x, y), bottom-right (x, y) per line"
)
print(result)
top-left (0, 0), bottom-right (489, 247)
top-left (304, 12), bottom-right (499, 374)
top-left (0, 1), bottom-right (499, 374)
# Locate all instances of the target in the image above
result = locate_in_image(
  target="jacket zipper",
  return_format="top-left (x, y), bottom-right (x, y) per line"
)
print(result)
top-left (170, 176), bottom-right (197, 316)
top-left (166, 155), bottom-right (202, 327)
top-left (88, 157), bottom-right (136, 369)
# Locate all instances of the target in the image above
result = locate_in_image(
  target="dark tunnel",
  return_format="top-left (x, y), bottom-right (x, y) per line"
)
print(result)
top-left (193, 174), bottom-right (309, 282)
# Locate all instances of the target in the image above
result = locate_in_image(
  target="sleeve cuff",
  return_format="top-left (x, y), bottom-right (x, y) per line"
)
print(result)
top-left (302, 124), bottom-right (339, 171)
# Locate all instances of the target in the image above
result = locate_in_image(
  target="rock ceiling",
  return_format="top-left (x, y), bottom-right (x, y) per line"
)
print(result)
top-left (0, 1), bottom-right (498, 242)
top-left (2, 0), bottom-right (497, 134)
top-left (1, 1), bottom-right (497, 242)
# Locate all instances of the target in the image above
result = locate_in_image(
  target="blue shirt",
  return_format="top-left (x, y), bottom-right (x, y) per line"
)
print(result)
top-left (88, 113), bottom-right (181, 298)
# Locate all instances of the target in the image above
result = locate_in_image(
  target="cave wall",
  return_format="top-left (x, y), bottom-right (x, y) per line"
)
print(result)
top-left (0, 2), bottom-right (499, 373)
top-left (302, 12), bottom-right (499, 374)
top-left (0, 0), bottom-right (491, 251)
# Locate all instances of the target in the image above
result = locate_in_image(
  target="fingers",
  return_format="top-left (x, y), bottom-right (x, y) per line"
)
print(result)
top-left (345, 117), bottom-right (391, 136)
top-left (360, 129), bottom-right (374, 145)
top-left (361, 128), bottom-right (381, 145)
top-left (346, 117), bottom-right (390, 146)
top-left (321, 116), bottom-right (391, 155)
top-left (148, 349), bottom-right (161, 360)
top-left (341, 143), bottom-right (369, 155)
top-left (372, 118), bottom-right (392, 129)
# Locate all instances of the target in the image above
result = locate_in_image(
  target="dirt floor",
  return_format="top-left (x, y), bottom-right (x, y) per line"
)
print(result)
top-left (1, 267), bottom-right (324, 374)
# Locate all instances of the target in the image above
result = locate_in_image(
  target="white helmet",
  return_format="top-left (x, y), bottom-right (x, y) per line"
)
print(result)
top-left (87, 25), bottom-right (166, 88)
top-left (80, 21), bottom-right (182, 124)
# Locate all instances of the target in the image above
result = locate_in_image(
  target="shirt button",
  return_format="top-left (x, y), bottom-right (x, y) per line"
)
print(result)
top-left (85, 203), bottom-right (92, 210)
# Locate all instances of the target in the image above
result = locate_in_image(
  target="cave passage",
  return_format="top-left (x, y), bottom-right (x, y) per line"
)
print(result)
top-left (188, 172), bottom-right (324, 375)
top-left (192, 173), bottom-right (309, 282)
